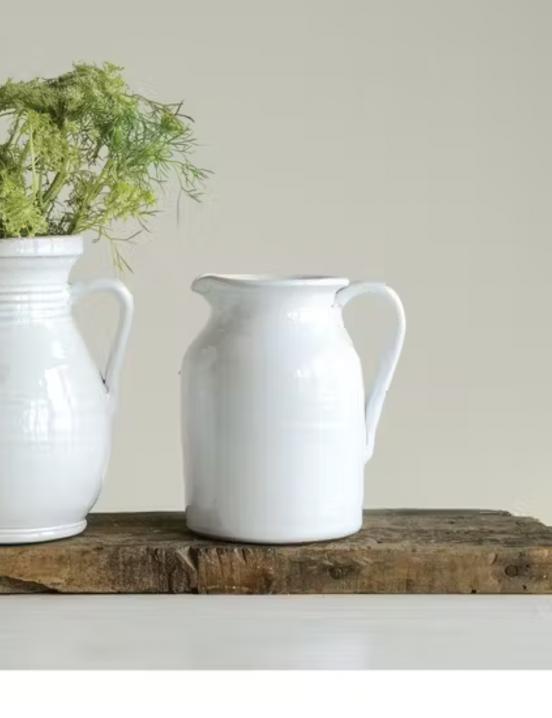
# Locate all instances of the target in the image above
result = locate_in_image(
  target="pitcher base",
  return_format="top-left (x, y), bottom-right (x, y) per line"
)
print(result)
top-left (186, 519), bottom-right (362, 545)
top-left (0, 520), bottom-right (87, 544)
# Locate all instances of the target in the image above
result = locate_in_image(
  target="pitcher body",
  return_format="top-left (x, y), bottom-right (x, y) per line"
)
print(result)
top-left (181, 274), bottom-right (405, 544)
top-left (0, 237), bottom-right (133, 543)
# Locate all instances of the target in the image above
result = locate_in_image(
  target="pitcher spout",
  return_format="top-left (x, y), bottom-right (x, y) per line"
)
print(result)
top-left (191, 274), bottom-right (219, 296)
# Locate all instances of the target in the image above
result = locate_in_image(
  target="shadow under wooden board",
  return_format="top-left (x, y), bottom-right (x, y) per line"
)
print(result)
top-left (1, 510), bottom-right (552, 594)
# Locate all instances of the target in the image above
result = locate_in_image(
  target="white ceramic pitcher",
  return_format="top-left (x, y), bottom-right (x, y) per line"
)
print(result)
top-left (181, 274), bottom-right (406, 544)
top-left (0, 237), bottom-right (133, 544)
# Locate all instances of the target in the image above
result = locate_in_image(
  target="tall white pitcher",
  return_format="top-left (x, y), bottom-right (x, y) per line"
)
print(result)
top-left (0, 237), bottom-right (133, 544)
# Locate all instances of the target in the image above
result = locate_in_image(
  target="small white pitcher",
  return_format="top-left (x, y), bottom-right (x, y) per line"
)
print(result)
top-left (181, 274), bottom-right (405, 544)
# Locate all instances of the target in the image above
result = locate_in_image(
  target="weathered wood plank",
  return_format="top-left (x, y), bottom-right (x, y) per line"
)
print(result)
top-left (1, 510), bottom-right (552, 594)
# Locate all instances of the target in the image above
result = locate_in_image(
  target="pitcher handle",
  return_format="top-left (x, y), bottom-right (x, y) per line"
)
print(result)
top-left (334, 281), bottom-right (406, 463)
top-left (71, 278), bottom-right (134, 403)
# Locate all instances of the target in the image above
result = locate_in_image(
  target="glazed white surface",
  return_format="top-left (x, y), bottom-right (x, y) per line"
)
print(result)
top-left (0, 237), bottom-right (134, 543)
top-left (181, 275), bottom-right (405, 543)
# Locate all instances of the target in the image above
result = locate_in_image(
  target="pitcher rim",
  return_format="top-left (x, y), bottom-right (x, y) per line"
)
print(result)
top-left (193, 274), bottom-right (350, 289)
top-left (0, 236), bottom-right (83, 258)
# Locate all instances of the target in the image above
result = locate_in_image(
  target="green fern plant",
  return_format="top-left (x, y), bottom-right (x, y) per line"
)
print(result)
top-left (0, 62), bottom-right (209, 270)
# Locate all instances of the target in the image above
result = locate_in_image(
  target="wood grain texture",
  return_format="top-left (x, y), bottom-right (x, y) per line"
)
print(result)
top-left (1, 510), bottom-right (552, 594)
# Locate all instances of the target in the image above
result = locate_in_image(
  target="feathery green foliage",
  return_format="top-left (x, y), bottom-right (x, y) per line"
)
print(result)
top-left (0, 62), bottom-right (209, 270)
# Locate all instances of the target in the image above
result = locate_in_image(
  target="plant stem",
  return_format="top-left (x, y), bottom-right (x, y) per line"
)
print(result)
top-left (37, 167), bottom-right (44, 205)
top-left (4, 114), bottom-right (22, 151)
top-left (42, 167), bottom-right (67, 210)
top-left (67, 160), bottom-right (113, 234)
top-left (67, 194), bottom-right (88, 234)
top-left (28, 123), bottom-right (37, 198)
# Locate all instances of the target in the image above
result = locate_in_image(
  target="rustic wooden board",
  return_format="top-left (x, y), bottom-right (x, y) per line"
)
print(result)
top-left (1, 510), bottom-right (552, 594)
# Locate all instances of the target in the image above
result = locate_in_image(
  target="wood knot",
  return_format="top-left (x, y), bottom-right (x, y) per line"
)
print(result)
top-left (329, 567), bottom-right (343, 580)
top-left (505, 565), bottom-right (519, 577)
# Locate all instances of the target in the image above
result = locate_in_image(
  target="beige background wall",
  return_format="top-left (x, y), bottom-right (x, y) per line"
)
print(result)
top-left (2, 0), bottom-right (552, 522)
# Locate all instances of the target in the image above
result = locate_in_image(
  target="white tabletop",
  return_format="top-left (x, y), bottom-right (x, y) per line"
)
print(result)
top-left (0, 595), bottom-right (551, 670)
